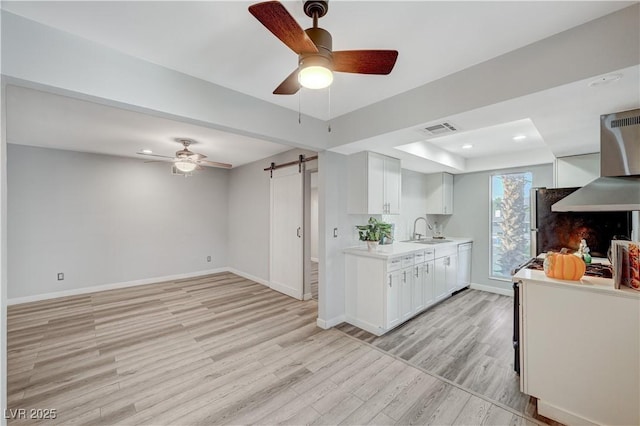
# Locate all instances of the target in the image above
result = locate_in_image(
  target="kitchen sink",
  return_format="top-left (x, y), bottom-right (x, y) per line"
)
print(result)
top-left (403, 239), bottom-right (453, 244)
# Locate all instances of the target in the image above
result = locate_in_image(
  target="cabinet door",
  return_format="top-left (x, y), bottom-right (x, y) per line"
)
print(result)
top-left (400, 268), bottom-right (413, 321)
top-left (457, 243), bottom-right (472, 290)
top-left (434, 257), bottom-right (447, 300)
top-left (384, 157), bottom-right (401, 215)
top-left (424, 260), bottom-right (435, 307)
top-left (412, 264), bottom-right (425, 313)
top-left (446, 254), bottom-right (458, 293)
top-left (367, 153), bottom-right (386, 214)
top-left (386, 271), bottom-right (401, 328)
top-left (443, 172), bottom-right (454, 215)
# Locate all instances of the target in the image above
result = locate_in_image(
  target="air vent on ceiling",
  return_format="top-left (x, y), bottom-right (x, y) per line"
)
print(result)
top-left (418, 122), bottom-right (459, 136)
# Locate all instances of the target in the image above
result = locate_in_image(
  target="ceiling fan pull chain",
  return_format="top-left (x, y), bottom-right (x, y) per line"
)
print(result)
top-left (327, 86), bottom-right (332, 132)
top-left (298, 91), bottom-right (302, 124)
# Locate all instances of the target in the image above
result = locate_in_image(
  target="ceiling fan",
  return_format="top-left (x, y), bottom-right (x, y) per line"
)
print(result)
top-left (248, 0), bottom-right (399, 94)
top-left (137, 139), bottom-right (232, 174)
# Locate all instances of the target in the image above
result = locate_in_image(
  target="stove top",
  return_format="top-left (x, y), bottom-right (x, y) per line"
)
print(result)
top-left (523, 258), bottom-right (612, 279)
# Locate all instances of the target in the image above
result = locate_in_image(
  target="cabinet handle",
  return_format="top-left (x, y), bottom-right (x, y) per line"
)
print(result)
top-left (388, 275), bottom-right (392, 287)
top-left (403, 271), bottom-right (406, 283)
top-left (415, 266), bottom-right (419, 277)
top-left (426, 263), bottom-right (429, 273)
top-left (296, 227), bottom-right (301, 238)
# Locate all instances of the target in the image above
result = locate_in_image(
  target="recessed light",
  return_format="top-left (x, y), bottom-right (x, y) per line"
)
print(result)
top-left (588, 74), bottom-right (622, 87)
top-left (513, 135), bottom-right (527, 142)
top-left (141, 149), bottom-right (153, 154)
top-left (462, 144), bottom-right (473, 149)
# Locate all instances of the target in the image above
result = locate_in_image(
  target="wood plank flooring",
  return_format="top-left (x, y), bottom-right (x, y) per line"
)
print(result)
top-left (6, 272), bottom-right (540, 425)
top-left (336, 288), bottom-right (555, 424)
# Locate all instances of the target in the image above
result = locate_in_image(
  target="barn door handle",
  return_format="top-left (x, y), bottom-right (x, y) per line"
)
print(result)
top-left (296, 227), bottom-right (301, 238)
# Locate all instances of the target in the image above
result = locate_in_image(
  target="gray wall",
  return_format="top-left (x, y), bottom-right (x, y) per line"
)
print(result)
top-left (226, 148), bottom-right (316, 283)
top-left (7, 144), bottom-right (229, 299)
top-left (446, 163), bottom-right (553, 292)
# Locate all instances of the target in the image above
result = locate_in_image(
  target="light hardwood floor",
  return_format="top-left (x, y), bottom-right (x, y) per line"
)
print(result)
top-left (337, 289), bottom-right (558, 425)
top-left (8, 273), bottom-right (539, 425)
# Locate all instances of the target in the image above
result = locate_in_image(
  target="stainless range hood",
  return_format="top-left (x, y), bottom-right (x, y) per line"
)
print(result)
top-left (553, 109), bottom-right (640, 212)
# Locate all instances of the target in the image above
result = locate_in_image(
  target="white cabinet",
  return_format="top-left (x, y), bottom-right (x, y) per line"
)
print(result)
top-left (399, 267), bottom-right (413, 321)
top-left (386, 270), bottom-right (401, 329)
top-left (456, 242), bottom-right (472, 291)
top-left (434, 245), bottom-right (457, 300)
top-left (518, 277), bottom-right (639, 426)
top-left (423, 260), bottom-right (435, 307)
top-left (412, 263), bottom-right (425, 313)
top-left (348, 151), bottom-right (401, 215)
top-left (425, 172), bottom-right (454, 215)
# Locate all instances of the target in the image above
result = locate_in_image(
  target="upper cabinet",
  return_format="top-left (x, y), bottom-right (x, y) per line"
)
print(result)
top-left (348, 152), bottom-right (401, 215)
top-left (425, 172), bottom-right (453, 215)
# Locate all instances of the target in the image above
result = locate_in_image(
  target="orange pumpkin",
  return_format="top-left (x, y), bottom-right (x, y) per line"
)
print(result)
top-left (543, 252), bottom-right (586, 280)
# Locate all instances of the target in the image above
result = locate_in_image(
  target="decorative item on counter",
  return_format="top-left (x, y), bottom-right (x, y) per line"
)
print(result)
top-left (576, 239), bottom-right (592, 264)
top-left (543, 249), bottom-right (586, 280)
top-left (356, 217), bottom-right (392, 252)
top-left (611, 240), bottom-right (640, 290)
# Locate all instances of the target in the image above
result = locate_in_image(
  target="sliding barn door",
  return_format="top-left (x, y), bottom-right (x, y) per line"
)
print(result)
top-left (270, 166), bottom-right (303, 300)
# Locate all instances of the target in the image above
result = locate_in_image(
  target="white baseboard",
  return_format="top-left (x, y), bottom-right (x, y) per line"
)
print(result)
top-left (316, 315), bottom-right (345, 329)
top-left (470, 283), bottom-right (514, 297)
top-left (7, 268), bottom-right (228, 305)
top-left (303, 292), bottom-right (313, 301)
top-left (310, 257), bottom-right (319, 263)
top-left (226, 268), bottom-right (269, 287)
top-left (538, 400), bottom-right (598, 426)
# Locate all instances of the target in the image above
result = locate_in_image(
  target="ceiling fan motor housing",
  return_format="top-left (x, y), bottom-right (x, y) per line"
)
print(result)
top-left (300, 27), bottom-right (333, 69)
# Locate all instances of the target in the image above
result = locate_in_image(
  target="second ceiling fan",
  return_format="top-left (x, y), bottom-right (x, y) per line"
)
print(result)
top-left (248, 0), bottom-right (399, 94)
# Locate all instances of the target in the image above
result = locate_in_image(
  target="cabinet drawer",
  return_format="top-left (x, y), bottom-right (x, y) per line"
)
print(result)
top-left (388, 257), bottom-right (402, 272)
top-left (401, 254), bottom-right (414, 268)
top-left (414, 251), bottom-right (425, 264)
top-left (435, 245), bottom-right (457, 259)
top-left (422, 249), bottom-right (435, 262)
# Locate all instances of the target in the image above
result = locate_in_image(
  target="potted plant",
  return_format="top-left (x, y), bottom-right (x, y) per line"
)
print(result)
top-left (356, 217), bottom-right (392, 252)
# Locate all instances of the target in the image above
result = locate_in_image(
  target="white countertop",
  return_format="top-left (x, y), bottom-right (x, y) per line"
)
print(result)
top-left (344, 237), bottom-right (473, 259)
top-left (513, 257), bottom-right (640, 300)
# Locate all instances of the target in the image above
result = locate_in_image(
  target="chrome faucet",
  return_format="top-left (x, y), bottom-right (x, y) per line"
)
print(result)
top-left (412, 216), bottom-right (428, 240)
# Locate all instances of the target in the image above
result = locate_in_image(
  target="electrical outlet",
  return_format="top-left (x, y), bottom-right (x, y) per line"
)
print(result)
top-left (207, 256), bottom-right (212, 262)
top-left (57, 273), bottom-right (64, 281)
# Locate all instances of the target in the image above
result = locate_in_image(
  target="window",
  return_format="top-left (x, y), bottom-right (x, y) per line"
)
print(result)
top-left (490, 172), bottom-right (533, 279)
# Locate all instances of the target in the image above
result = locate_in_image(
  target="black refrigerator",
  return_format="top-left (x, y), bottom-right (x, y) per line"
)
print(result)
top-left (531, 187), bottom-right (631, 258)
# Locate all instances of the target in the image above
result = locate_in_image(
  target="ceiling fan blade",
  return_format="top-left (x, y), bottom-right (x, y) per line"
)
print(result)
top-left (333, 50), bottom-right (399, 75)
top-left (248, 1), bottom-right (318, 54)
top-left (137, 152), bottom-right (175, 159)
top-left (199, 160), bottom-right (233, 169)
top-left (273, 69), bottom-right (300, 95)
top-left (143, 160), bottom-right (171, 164)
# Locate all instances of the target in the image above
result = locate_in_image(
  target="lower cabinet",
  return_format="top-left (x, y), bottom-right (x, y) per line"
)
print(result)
top-left (345, 242), bottom-right (471, 336)
top-left (386, 270), bottom-right (401, 329)
top-left (457, 242), bottom-right (472, 290)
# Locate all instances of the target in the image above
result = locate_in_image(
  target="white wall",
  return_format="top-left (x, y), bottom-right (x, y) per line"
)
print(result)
top-left (554, 153), bottom-right (600, 188)
top-left (384, 169), bottom-right (428, 241)
top-left (7, 144), bottom-right (229, 300)
top-left (446, 163), bottom-right (554, 292)
top-left (227, 148), bottom-right (316, 283)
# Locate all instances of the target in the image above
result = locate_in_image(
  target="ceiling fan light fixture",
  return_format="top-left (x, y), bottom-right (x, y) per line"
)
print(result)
top-left (298, 55), bottom-right (333, 89)
top-left (175, 161), bottom-right (197, 173)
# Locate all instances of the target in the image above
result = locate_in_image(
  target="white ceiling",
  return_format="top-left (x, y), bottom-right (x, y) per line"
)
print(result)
top-left (5, 85), bottom-right (291, 168)
top-left (2, 0), bottom-right (634, 120)
top-left (2, 1), bottom-right (639, 174)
